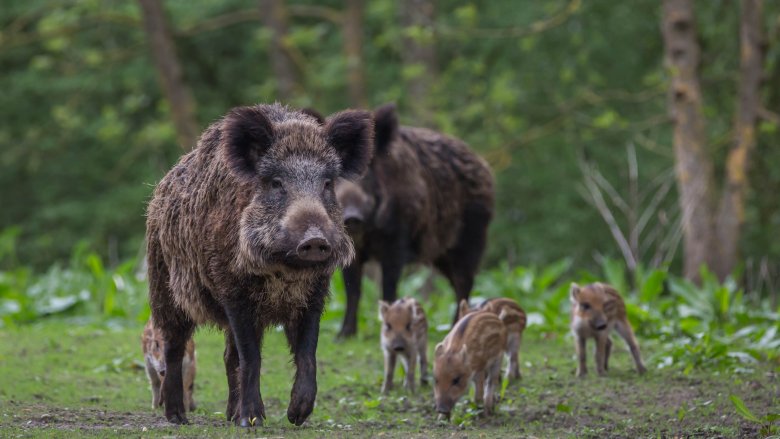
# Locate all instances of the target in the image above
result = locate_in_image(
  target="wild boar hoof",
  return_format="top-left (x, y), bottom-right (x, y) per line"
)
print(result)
top-left (166, 412), bottom-right (188, 425)
top-left (287, 392), bottom-right (315, 426)
top-left (336, 327), bottom-right (356, 339)
top-left (637, 366), bottom-right (647, 375)
top-left (238, 416), bottom-right (263, 428)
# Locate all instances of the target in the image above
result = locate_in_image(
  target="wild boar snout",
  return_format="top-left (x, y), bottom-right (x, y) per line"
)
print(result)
top-left (391, 338), bottom-right (406, 352)
top-left (296, 226), bottom-right (332, 262)
top-left (435, 397), bottom-right (454, 416)
top-left (343, 205), bottom-right (364, 229)
top-left (281, 198), bottom-right (341, 265)
top-left (591, 316), bottom-right (607, 331)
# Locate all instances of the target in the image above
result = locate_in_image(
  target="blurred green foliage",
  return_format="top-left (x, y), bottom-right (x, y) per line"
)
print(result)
top-left (1, 0), bottom-right (780, 279)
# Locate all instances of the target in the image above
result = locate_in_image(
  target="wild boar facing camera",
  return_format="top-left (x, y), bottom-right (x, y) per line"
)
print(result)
top-left (146, 104), bottom-right (374, 426)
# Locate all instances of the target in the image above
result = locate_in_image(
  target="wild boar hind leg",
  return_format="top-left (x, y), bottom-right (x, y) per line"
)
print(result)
top-left (284, 279), bottom-right (328, 426)
top-left (615, 320), bottom-right (647, 374)
top-left (418, 336), bottom-right (429, 386)
top-left (224, 301), bottom-right (265, 427)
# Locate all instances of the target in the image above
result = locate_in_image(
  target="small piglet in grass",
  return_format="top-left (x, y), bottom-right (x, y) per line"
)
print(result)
top-left (458, 298), bottom-right (527, 381)
top-left (570, 282), bottom-right (646, 377)
top-left (142, 319), bottom-right (197, 411)
top-left (378, 297), bottom-right (428, 394)
top-left (433, 311), bottom-right (507, 419)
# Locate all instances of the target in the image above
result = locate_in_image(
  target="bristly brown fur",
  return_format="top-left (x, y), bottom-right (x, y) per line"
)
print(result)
top-left (146, 103), bottom-right (374, 426)
top-left (337, 103), bottom-right (495, 337)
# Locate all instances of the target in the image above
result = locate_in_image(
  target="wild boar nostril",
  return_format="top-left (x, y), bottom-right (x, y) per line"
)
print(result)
top-left (296, 235), bottom-right (332, 262)
top-left (393, 346), bottom-right (405, 352)
top-left (596, 324), bottom-right (607, 330)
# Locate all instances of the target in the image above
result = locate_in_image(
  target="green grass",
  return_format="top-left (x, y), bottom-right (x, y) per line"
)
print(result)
top-left (0, 315), bottom-right (777, 438)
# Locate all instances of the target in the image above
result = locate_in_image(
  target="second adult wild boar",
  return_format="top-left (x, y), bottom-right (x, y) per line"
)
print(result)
top-left (146, 104), bottom-right (374, 426)
top-left (337, 104), bottom-right (495, 337)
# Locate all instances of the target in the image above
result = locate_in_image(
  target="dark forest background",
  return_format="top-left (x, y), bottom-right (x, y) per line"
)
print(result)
top-left (2, 0), bottom-right (779, 291)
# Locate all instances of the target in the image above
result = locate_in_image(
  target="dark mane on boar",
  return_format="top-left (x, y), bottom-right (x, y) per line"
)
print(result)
top-left (146, 103), bottom-right (373, 427)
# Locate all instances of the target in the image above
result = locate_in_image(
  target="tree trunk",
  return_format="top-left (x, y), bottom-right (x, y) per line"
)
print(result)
top-left (399, 0), bottom-right (436, 124)
top-left (258, 0), bottom-right (300, 102)
top-left (342, 0), bottom-right (368, 108)
top-left (137, 0), bottom-right (199, 151)
top-left (715, 0), bottom-right (764, 280)
top-left (661, 0), bottom-right (717, 281)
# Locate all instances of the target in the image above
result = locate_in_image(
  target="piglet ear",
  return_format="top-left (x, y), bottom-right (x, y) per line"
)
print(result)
top-left (378, 300), bottom-right (390, 321)
top-left (374, 103), bottom-right (399, 156)
top-left (569, 283), bottom-right (581, 303)
top-left (434, 342), bottom-right (445, 357)
top-left (457, 300), bottom-right (470, 321)
top-left (325, 110), bottom-right (375, 180)
top-left (222, 106), bottom-right (275, 179)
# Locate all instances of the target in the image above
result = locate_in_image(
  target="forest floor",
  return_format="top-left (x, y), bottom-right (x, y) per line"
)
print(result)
top-left (0, 318), bottom-right (777, 438)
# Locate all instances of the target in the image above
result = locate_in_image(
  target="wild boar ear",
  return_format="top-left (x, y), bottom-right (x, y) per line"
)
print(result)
top-left (325, 110), bottom-right (375, 180)
top-left (378, 300), bottom-right (390, 321)
top-left (570, 283), bottom-right (581, 303)
top-left (300, 107), bottom-right (325, 125)
top-left (374, 103), bottom-right (399, 156)
top-left (434, 342), bottom-right (444, 357)
top-left (222, 106), bottom-right (275, 179)
top-left (458, 300), bottom-right (470, 321)
top-left (409, 302), bottom-right (419, 320)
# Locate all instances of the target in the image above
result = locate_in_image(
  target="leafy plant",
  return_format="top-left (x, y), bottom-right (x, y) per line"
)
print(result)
top-left (729, 395), bottom-right (779, 437)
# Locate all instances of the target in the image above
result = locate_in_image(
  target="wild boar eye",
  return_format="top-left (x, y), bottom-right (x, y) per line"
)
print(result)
top-left (323, 179), bottom-right (333, 191)
top-left (452, 376), bottom-right (461, 386)
top-left (581, 302), bottom-right (591, 311)
top-left (385, 323), bottom-right (391, 331)
top-left (271, 178), bottom-right (283, 190)
top-left (405, 323), bottom-right (411, 332)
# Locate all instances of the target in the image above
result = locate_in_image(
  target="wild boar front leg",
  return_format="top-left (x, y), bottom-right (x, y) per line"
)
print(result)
top-left (285, 283), bottom-right (326, 426)
top-left (401, 351), bottom-right (417, 394)
top-left (594, 333), bottom-right (609, 376)
top-left (161, 330), bottom-right (192, 424)
top-left (483, 358), bottom-right (502, 415)
top-left (472, 371), bottom-right (485, 405)
top-left (505, 331), bottom-right (521, 381)
top-left (382, 350), bottom-right (397, 394)
top-left (225, 302), bottom-right (264, 427)
top-left (145, 358), bottom-right (162, 409)
top-left (223, 329), bottom-right (240, 422)
top-left (615, 319), bottom-right (647, 374)
top-left (604, 336), bottom-right (612, 372)
top-left (338, 261), bottom-right (363, 338)
top-left (575, 334), bottom-right (587, 377)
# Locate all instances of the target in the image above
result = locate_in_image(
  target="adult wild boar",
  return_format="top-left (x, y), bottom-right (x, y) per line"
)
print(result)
top-left (146, 104), bottom-right (374, 426)
top-left (336, 104), bottom-right (494, 337)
